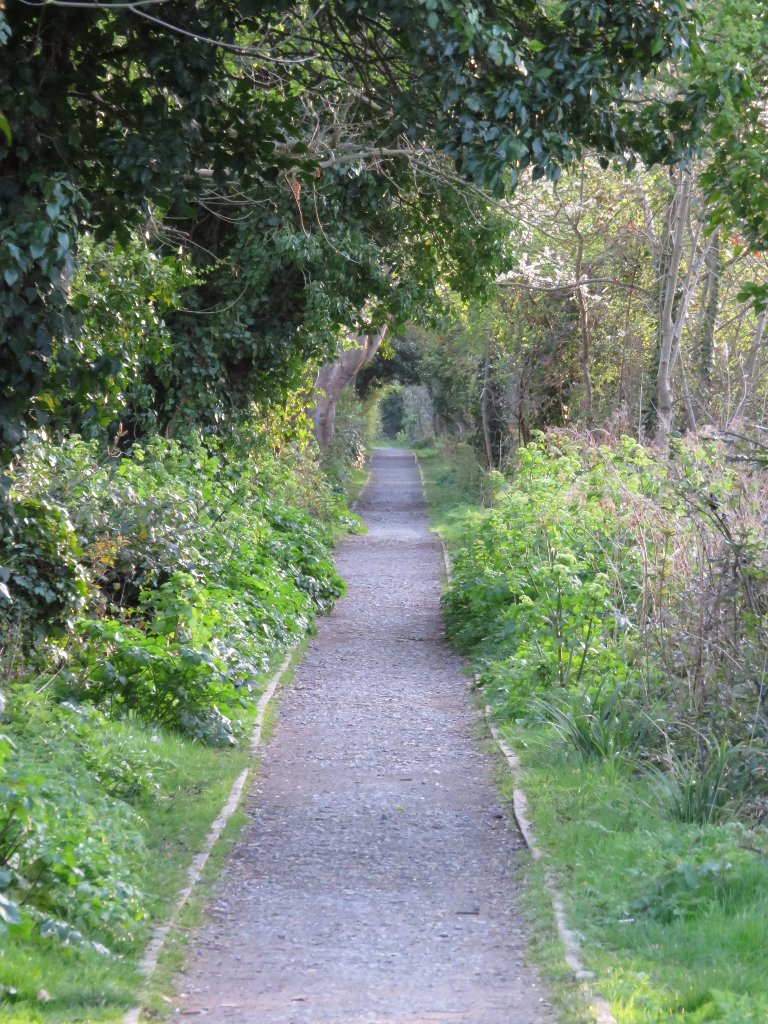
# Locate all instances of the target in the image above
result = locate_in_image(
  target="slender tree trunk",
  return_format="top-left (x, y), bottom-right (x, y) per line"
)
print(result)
top-left (310, 327), bottom-right (387, 451)
top-left (677, 354), bottom-right (698, 434)
top-left (663, 231), bottom-right (716, 440)
top-left (656, 169), bottom-right (692, 450)
top-left (697, 227), bottom-right (720, 406)
top-left (730, 306), bottom-right (768, 426)
top-left (639, 177), bottom-right (671, 437)
top-left (564, 162), bottom-right (594, 428)
top-left (481, 336), bottom-right (495, 469)
top-left (574, 245), bottom-right (594, 428)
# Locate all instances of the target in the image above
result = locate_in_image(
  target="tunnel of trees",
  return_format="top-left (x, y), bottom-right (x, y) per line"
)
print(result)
top-left (3, 1), bottom-right (768, 1019)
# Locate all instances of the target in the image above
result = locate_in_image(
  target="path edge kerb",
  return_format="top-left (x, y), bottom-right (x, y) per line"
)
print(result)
top-left (124, 474), bottom-right (372, 1023)
top-left (412, 450), bottom-right (617, 1024)
top-left (122, 649), bottom-right (294, 1024)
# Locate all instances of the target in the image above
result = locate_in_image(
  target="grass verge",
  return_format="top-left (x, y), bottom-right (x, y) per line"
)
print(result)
top-left (346, 465), bottom-right (371, 508)
top-left (416, 441), bottom-right (768, 1024)
top-left (504, 728), bottom-right (768, 1023)
top-left (409, 441), bottom-right (483, 545)
top-left (0, 724), bottom-right (250, 1023)
top-left (0, 644), bottom-right (304, 1024)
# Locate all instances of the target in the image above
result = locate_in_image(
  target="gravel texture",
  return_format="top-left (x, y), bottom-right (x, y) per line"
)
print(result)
top-left (175, 448), bottom-right (554, 1023)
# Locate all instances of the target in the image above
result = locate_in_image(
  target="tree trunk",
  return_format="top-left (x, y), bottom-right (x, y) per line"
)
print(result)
top-left (310, 327), bottom-right (387, 451)
top-left (571, 166), bottom-right (594, 429)
top-left (481, 336), bottom-right (495, 469)
top-left (729, 305), bottom-right (768, 426)
top-left (697, 227), bottom-right (720, 405)
top-left (655, 169), bottom-right (692, 451)
top-left (639, 179), bottom-right (668, 437)
top-left (574, 264), bottom-right (594, 429)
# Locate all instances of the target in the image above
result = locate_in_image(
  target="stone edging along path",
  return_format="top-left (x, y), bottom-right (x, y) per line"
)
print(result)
top-left (412, 452), bottom-right (617, 1024)
top-left (122, 651), bottom-right (294, 1024)
top-left (123, 476), bottom-right (375, 1024)
top-left (172, 447), bottom-right (553, 1022)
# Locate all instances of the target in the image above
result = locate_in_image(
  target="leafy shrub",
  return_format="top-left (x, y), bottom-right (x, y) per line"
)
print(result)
top-left (0, 496), bottom-right (89, 638)
top-left (8, 424), bottom-right (346, 742)
top-left (0, 734), bottom-right (22, 939)
top-left (443, 434), bottom-right (652, 714)
top-left (59, 704), bottom-right (169, 802)
top-left (262, 502), bottom-right (344, 612)
top-left (444, 432), bottom-right (768, 792)
top-left (0, 707), bottom-right (148, 952)
top-left (66, 617), bottom-right (246, 745)
top-left (12, 779), bottom-right (147, 949)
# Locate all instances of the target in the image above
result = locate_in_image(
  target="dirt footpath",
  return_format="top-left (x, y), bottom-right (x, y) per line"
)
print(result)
top-left (175, 448), bottom-right (554, 1024)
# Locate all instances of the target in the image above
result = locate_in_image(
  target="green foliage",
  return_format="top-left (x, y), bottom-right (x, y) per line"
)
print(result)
top-left (626, 830), bottom-right (767, 924)
top-left (45, 235), bottom-right (198, 439)
top-left (4, 419), bottom-right (345, 743)
top-left (493, 718), bottom-right (768, 1024)
top-left (0, 734), bottom-right (22, 939)
top-left (322, 389), bottom-right (375, 491)
top-left (0, 696), bottom-right (149, 954)
top-left (444, 431), bottom-right (768, 743)
top-left (68, 615), bottom-right (246, 746)
top-left (530, 687), bottom-right (653, 762)
top-left (379, 390), bottom-right (407, 440)
top-left (650, 741), bottom-right (767, 825)
top-left (0, 0), bottom-right (701, 463)
top-left (443, 434), bottom-right (652, 713)
top-left (439, 431), bottom-right (768, 826)
top-left (0, 412), bottom-right (355, 1012)
top-left (693, 0), bottom-right (768, 251)
top-left (0, 497), bottom-right (88, 640)
top-left (0, 174), bottom-right (80, 460)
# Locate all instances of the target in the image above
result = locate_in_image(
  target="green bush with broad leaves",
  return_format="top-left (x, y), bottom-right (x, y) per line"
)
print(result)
top-left (443, 433), bottom-right (657, 716)
top-left (0, 496), bottom-right (88, 639)
top-left (0, 412), bottom-right (358, 977)
top-left (3, 424), bottom-right (346, 743)
top-left (441, 431), bottom-right (768, 822)
top-left (0, 698), bottom-right (148, 954)
top-left (1, 402), bottom-right (353, 743)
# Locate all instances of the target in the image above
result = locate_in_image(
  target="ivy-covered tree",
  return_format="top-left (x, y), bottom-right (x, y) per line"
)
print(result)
top-left (1, 0), bottom-right (697, 464)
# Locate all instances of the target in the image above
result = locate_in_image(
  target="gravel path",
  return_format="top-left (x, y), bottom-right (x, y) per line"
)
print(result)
top-left (175, 448), bottom-right (554, 1023)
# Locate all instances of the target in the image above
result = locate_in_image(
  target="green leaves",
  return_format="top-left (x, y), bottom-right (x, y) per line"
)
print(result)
top-left (7, 427), bottom-right (345, 742)
top-left (442, 435), bottom-right (654, 714)
top-left (0, 714), bottom-right (148, 951)
top-left (0, 0), bottom-right (701, 461)
top-left (736, 280), bottom-right (768, 312)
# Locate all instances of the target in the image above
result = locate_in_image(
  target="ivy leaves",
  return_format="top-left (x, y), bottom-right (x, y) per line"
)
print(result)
top-left (0, 176), bottom-right (81, 459)
top-left (375, 0), bottom-right (697, 190)
top-left (0, 0), bottom-right (701, 465)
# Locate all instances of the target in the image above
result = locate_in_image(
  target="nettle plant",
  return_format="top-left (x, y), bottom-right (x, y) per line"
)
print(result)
top-left (443, 433), bottom-right (655, 715)
top-left (7, 426), bottom-right (345, 744)
top-left (0, 714), bottom-right (147, 953)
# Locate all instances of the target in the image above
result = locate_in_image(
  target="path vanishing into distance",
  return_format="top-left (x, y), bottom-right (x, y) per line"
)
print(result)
top-left (175, 448), bottom-right (554, 1024)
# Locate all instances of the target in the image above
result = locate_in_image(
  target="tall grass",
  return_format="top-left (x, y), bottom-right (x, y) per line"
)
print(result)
top-left (530, 687), bottom-right (653, 762)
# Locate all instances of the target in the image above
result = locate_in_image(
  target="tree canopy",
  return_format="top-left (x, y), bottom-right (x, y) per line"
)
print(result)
top-left (1, 0), bottom-right (699, 464)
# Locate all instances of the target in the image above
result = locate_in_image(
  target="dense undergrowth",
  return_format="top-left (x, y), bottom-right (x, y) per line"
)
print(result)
top-left (420, 433), bottom-right (768, 1024)
top-left (0, 414), bottom-right (358, 1020)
